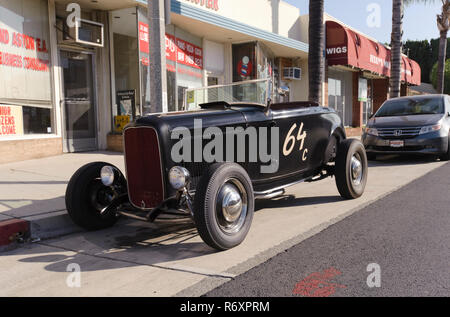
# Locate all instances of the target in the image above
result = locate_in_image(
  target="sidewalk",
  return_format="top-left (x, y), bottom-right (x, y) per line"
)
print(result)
top-left (0, 152), bottom-right (124, 251)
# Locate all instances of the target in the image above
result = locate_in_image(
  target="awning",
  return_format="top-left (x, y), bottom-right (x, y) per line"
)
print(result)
top-left (326, 21), bottom-right (421, 86)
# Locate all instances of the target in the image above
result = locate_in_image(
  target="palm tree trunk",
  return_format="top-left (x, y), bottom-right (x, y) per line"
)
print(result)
top-left (390, 0), bottom-right (404, 99)
top-left (308, 0), bottom-right (324, 103)
top-left (436, 30), bottom-right (448, 93)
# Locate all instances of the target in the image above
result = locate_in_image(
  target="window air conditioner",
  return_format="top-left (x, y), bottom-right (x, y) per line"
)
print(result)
top-left (57, 18), bottom-right (104, 48)
top-left (283, 67), bottom-right (302, 80)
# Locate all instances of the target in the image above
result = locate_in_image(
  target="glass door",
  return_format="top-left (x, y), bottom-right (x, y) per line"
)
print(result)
top-left (328, 78), bottom-right (345, 124)
top-left (61, 50), bottom-right (97, 152)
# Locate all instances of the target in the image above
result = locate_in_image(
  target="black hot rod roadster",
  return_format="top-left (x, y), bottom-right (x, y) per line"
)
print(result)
top-left (66, 83), bottom-right (368, 251)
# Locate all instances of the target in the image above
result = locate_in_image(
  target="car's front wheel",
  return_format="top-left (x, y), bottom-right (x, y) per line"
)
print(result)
top-left (439, 134), bottom-right (450, 161)
top-left (66, 162), bottom-right (124, 231)
top-left (335, 139), bottom-right (368, 199)
top-left (194, 163), bottom-right (254, 251)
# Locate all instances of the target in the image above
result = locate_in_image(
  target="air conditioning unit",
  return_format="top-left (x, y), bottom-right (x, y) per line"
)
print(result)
top-left (57, 18), bottom-right (104, 48)
top-left (283, 67), bottom-right (302, 80)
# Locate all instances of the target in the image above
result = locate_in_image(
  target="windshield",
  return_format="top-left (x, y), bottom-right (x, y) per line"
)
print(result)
top-left (375, 97), bottom-right (444, 117)
top-left (184, 79), bottom-right (270, 111)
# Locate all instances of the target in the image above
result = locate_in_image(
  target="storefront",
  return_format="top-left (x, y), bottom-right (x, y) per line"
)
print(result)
top-left (324, 20), bottom-right (421, 134)
top-left (0, 0), bottom-right (311, 162)
top-left (0, 0), bottom-right (61, 163)
top-left (0, 1), bottom-right (422, 164)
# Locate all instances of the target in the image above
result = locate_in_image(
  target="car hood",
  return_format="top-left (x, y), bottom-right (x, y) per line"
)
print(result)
top-left (369, 114), bottom-right (444, 128)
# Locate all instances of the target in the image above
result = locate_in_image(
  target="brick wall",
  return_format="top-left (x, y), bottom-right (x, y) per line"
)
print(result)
top-left (107, 134), bottom-right (124, 153)
top-left (0, 137), bottom-right (63, 164)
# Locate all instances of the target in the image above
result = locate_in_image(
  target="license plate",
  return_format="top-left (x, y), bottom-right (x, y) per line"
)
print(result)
top-left (390, 140), bottom-right (404, 148)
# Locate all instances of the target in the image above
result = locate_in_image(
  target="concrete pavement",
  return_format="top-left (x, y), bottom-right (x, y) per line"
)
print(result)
top-left (0, 152), bottom-right (124, 248)
top-left (206, 162), bottom-right (450, 297)
top-left (0, 153), bottom-right (447, 296)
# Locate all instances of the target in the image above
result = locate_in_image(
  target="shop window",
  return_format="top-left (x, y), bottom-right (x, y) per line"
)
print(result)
top-left (23, 107), bottom-right (51, 134)
top-left (111, 7), bottom-right (140, 123)
top-left (136, 8), bottom-right (204, 114)
top-left (0, 0), bottom-right (54, 138)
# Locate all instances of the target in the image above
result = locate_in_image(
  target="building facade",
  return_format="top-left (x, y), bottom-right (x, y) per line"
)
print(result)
top-left (0, 0), bottom-right (421, 164)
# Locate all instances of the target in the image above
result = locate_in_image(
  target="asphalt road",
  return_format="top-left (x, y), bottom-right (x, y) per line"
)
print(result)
top-left (206, 161), bottom-right (450, 297)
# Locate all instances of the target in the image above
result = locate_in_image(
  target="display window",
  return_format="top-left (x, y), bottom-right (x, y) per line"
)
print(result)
top-left (0, 0), bottom-right (54, 138)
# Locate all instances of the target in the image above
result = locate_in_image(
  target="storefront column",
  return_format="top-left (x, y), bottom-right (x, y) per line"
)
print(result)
top-left (372, 78), bottom-right (390, 113)
top-left (323, 63), bottom-right (329, 107)
top-left (401, 83), bottom-right (408, 97)
top-left (352, 72), bottom-right (363, 127)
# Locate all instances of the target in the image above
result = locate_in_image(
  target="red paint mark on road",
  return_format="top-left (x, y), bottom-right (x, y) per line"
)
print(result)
top-left (293, 267), bottom-right (347, 297)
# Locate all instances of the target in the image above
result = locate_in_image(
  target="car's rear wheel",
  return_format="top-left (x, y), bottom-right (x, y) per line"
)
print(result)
top-left (194, 163), bottom-right (254, 251)
top-left (439, 134), bottom-right (450, 161)
top-left (66, 162), bottom-right (123, 231)
top-left (335, 139), bottom-right (368, 199)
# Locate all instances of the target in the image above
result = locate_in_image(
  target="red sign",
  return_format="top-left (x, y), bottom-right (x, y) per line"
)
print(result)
top-left (165, 34), bottom-right (176, 61)
top-left (139, 22), bottom-right (149, 54)
top-left (139, 23), bottom-right (203, 70)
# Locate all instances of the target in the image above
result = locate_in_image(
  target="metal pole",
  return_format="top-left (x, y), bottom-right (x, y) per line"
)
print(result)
top-left (148, 0), bottom-right (168, 113)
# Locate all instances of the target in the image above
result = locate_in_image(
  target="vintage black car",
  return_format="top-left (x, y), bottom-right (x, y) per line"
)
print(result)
top-left (66, 85), bottom-right (368, 251)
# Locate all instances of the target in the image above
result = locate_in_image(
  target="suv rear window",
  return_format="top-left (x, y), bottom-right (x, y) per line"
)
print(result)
top-left (376, 97), bottom-right (444, 117)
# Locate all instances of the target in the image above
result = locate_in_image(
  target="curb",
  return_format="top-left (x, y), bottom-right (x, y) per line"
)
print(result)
top-left (0, 211), bottom-right (81, 253)
top-left (0, 219), bottom-right (30, 252)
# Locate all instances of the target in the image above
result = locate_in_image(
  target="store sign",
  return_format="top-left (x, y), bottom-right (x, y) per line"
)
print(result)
top-left (326, 46), bottom-right (347, 56)
top-left (184, 0), bottom-right (219, 11)
top-left (114, 115), bottom-right (130, 133)
top-left (0, 0), bottom-right (52, 102)
top-left (138, 22), bottom-right (149, 54)
top-left (138, 22), bottom-right (203, 70)
top-left (0, 105), bottom-right (23, 136)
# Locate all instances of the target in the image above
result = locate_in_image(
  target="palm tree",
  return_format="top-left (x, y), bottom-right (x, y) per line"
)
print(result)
top-left (390, 0), bottom-right (404, 98)
top-left (436, 0), bottom-right (450, 93)
top-left (390, 0), bottom-right (435, 98)
top-left (308, 0), bottom-right (324, 103)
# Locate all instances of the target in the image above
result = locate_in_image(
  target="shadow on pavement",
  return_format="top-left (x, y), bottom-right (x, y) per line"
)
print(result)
top-left (255, 195), bottom-right (342, 212)
top-left (2, 152), bottom-right (445, 275)
top-left (368, 154), bottom-right (442, 167)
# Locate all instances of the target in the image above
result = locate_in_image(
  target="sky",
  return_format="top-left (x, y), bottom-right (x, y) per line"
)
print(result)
top-left (284, 0), bottom-right (444, 43)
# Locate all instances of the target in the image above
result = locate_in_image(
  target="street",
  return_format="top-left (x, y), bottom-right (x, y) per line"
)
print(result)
top-left (0, 154), bottom-right (447, 296)
top-left (207, 160), bottom-right (450, 297)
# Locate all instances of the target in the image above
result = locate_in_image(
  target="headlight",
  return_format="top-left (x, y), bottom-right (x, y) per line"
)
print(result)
top-left (365, 127), bottom-right (378, 136)
top-left (169, 166), bottom-right (190, 190)
top-left (419, 124), bottom-right (441, 135)
top-left (100, 166), bottom-right (115, 186)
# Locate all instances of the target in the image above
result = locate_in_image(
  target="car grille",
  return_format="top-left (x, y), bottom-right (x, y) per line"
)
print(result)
top-left (377, 127), bottom-right (421, 139)
top-left (124, 127), bottom-right (165, 210)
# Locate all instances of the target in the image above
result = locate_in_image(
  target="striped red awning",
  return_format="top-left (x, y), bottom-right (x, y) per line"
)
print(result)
top-left (326, 21), bottom-right (421, 86)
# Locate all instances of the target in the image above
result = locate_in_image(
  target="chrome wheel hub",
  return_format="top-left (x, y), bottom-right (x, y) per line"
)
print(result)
top-left (216, 178), bottom-right (248, 234)
top-left (221, 184), bottom-right (243, 223)
top-left (351, 155), bottom-right (363, 185)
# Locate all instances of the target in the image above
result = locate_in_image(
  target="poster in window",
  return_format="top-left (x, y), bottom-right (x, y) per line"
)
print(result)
top-left (0, 105), bottom-right (24, 136)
